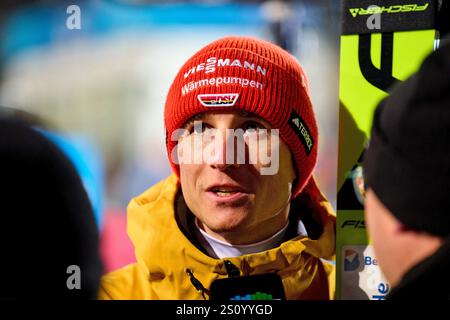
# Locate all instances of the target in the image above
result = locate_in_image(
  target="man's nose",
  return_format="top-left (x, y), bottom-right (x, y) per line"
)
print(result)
top-left (208, 130), bottom-right (241, 171)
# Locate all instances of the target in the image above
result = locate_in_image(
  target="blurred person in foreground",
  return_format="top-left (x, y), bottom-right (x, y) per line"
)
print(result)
top-left (363, 44), bottom-right (450, 300)
top-left (0, 117), bottom-right (102, 299)
top-left (99, 36), bottom-right (336, 300)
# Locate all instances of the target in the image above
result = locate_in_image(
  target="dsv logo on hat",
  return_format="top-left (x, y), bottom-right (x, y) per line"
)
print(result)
top-left (197, 93), bottom-right (239, 107)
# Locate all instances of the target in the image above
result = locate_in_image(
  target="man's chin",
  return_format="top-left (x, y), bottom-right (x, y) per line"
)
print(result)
top-left (204, 216), bottom-right (251, 236)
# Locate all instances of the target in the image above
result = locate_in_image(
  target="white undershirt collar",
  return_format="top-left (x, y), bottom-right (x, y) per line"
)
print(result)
top-left (194, 218), bottom-right (307, 259)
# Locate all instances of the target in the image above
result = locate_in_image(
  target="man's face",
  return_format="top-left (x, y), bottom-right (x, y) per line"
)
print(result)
top-left (178, 112), bottom-right (296, 245)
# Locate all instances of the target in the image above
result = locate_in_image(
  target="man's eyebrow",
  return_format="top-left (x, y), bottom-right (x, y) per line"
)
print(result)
top-left (191, 113), bottom-right (204, 121)
top-left (181, 110), bottom-right (270, 128)
top-left (238, 112), bottom-right (271, 127)
top-left (182, 114), bottom-right (204, 129)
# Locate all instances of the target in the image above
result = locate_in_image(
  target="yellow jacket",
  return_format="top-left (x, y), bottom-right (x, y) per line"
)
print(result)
top-left (98, 174), bottom-right (336, 300)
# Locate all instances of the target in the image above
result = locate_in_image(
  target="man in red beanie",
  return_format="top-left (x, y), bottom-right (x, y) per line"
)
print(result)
top-left (99, 36), bottom-right (336, 300)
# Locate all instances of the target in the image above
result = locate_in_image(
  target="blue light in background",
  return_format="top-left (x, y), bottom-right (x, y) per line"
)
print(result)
top-left (2, 1), bottom-right (266, 61)
top-left (40, 129), bottom-right (105, 229)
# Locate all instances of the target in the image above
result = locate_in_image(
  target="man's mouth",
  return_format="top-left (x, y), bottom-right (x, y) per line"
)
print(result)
top-left (206, 184), bottom-right (250, 199)
top-left (210, 187), bottom-right (242, 197)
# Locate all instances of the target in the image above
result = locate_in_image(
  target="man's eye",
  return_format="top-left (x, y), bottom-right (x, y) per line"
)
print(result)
top-left (242, 121), bottom-right (266, 132)
top-left (189, 121), bottom-right (210, 134)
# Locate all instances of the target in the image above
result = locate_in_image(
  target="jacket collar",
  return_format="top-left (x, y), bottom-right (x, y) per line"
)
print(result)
top-left (388, 237), bottom-right (450, 300)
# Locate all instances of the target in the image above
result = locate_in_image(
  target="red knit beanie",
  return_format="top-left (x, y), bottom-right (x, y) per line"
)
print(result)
top-left (164, 36), bottom-right (318, 198)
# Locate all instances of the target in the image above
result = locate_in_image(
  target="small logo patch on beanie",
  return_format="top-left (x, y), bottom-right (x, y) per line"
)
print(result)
top-left (288, 110), bottom-right (314, 156)
top-left (197, 93), bottom-right (239, 107)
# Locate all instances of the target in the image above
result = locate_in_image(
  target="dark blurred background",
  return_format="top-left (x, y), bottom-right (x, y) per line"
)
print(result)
top-left (0, 0), bottom-right (340, 273)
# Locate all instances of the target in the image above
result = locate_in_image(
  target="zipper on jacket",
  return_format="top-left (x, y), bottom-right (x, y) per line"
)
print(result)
top-left (224, 260), bottom-right (240, 278)
top-left (185, 268), bottom-right (208, 300)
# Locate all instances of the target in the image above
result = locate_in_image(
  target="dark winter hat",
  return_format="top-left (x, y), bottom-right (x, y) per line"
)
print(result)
top-left (363, 43), bottom-right (450, 237)
top-left (0, 118), bottom-right (102, 299)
